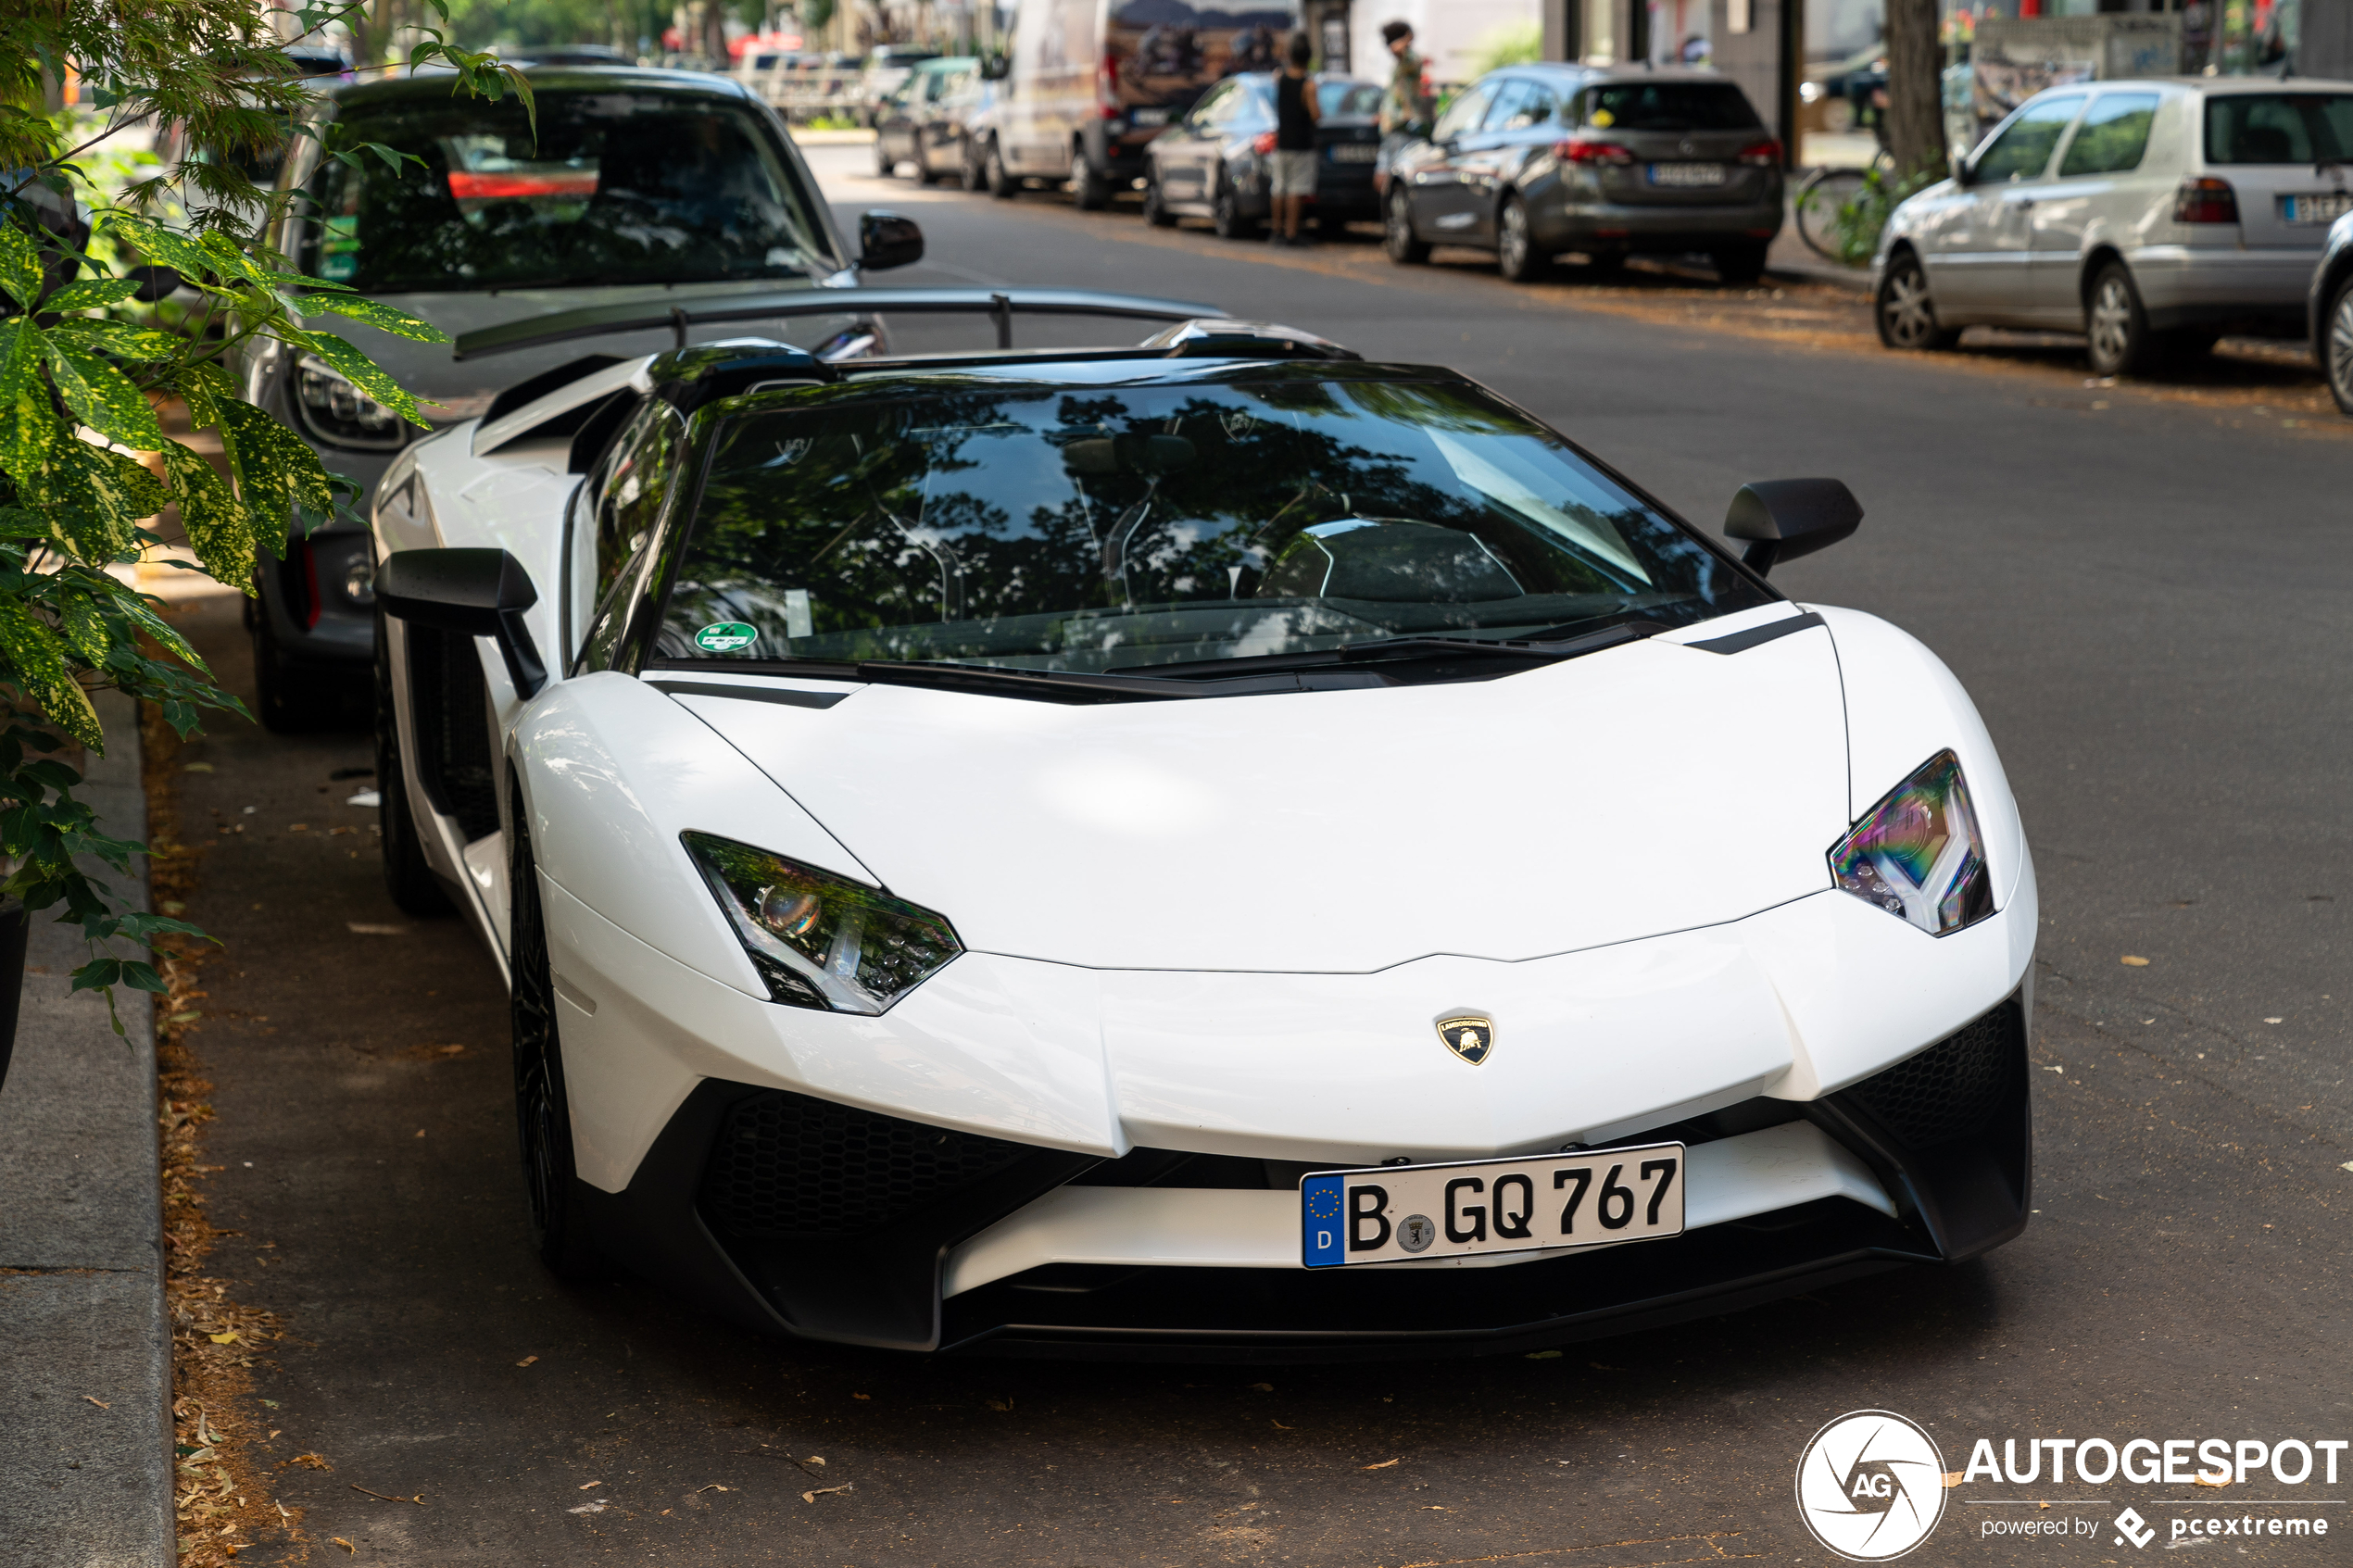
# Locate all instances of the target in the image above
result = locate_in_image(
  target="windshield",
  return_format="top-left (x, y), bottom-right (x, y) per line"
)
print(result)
top-left (299, 91), bottom-right (835, 292)
top-left (654, 377), bottom-right (1769, 674)
top-left (1584, 82), bottom-right (1761, 131)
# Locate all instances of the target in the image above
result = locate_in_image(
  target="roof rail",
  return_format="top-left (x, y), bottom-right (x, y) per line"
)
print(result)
top-left (451, 286), bottom-right (1224, 362)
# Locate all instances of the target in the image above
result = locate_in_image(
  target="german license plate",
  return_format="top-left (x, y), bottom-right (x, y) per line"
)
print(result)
top-left (1649, 162), bottom-right (1727, 187)
top-left (1330, 142), bottom-right (1379, 163)
top-left (1302, 1142), bottom-right (1685, 1268)
top-left (1131, 107), bottom-right (1170, 126)
top-left (2281, 192), bottom-right (2353, 226)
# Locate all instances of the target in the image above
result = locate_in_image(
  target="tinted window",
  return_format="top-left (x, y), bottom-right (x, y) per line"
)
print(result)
top-left (2204, 93), bottom-right (2353, 164)
top-left (578, 401), bottom-right (687, 671)
top-left (1583, 82), bottom-right (1760, 131)
top-left (1319, 82), bottom-right (1383, 117)
top-left (651, 376), bottom-right (1769, 671)
top-left (300, 91), bottom-right (834, 292)
top-left (1973, 94), bottom-right (2083, 182)
top-left (2060, 92), bottom-right (2160, 176)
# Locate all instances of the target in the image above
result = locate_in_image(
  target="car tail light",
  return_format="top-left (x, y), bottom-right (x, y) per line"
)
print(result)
top-left (1554, 139), bottom-right (1634, 165)
top-left (2174, 177), bottom-right (2238, 224)
top-left (1097, 47), bottom-right (1120, 119)
top-left (1737, 139), bottom-right (1781, 167)
top-left (1252, 130), bottom-right (1276, 156)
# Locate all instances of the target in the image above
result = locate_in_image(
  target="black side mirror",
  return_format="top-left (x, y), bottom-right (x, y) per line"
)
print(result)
top-left (1953, 155), bottom-right (1976, 188)
top-left (375, 547), bottom-right (547, 697)
top-left (859, 209), bottom-right (925, 271)
top-left (979, 53), bottom-right (1009, 81)
top-left (1723, 478), bottom-right (1863, 577)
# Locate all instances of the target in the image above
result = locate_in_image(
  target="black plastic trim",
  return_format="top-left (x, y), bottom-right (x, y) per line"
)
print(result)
top-left (1686, 610), bottom-right (1826, 655)
top-left (645, 679), bottom-right (849, 709)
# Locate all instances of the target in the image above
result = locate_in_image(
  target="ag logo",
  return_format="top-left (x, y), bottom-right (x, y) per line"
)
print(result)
top-left (694, 621), bottom-right (759, 654)
top-left (1794, 1410), bottom-right (1946, 1561)
top-left (1435, 1014), bottom-right (1494, 1065)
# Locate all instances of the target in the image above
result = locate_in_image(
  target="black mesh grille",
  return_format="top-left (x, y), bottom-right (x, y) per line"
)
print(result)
top-left (1848, 1001), bottom-right (2023, 1148)
top-left (699, 1090), bottom-right (1033, 1239)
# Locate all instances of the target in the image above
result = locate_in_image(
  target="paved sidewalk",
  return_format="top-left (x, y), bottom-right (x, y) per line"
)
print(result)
top-left (0, 687), bottom-right (171, 1568)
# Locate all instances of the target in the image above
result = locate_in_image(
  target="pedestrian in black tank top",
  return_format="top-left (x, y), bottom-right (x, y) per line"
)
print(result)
top-left (1269, 33), bottom-right (1320, 245)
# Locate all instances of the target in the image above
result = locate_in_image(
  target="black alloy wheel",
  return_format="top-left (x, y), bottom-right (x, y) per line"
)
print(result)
top-left (2084, 260), bottom-right (2154, 377)
top-left (1383, 183), bottom-right (1428, 264)
top-left (1875, 249), bottom-right (1960, 352)
top-left (1069, 145), bottom-right (1110, 210)
top-left (2330, 276), bottom-right (2353, 417)
top-left (371, 608), bottom-right (451, 918)
top-left (1496, 196), bottom-right (1549, 283)
top-left (1211, 167), bottom-right (1256, 239)
top-left (874, 137), bottom-right (896, 179)
top-left (985, 138), bottom-right (1016, 199)
top-left (1140, 168), bottom-right (1175, 227)
top-left (1713, 242), bottom-right (1768, 286)
top-left (510, 795), bottom-right (604, 1280)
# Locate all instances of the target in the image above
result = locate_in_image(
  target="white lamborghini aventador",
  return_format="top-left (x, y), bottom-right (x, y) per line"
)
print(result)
top-left (366, 289), bottom-right (2037, 1357)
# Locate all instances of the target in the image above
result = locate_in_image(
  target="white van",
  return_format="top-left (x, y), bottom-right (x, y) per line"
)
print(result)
top-left (977, 0), bottom-right (1300, 208)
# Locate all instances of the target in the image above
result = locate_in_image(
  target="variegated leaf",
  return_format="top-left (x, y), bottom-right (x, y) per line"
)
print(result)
top-left (0, 320), bottom-right (55, 481)
top-left (102, 215), bottom-right (214, 286)
top-left (217, 400), bottom-right (333, 527)
top-left (0, 599), bottom-right (103, 749)
top-left (293, 294), bottom-right (451, 344)
top-left (29, 435), bottom-right (168, 563)
top-left (49, 318), bottom-right (183, 362)
top-left (42, 279), bottom-right (142, 312)
top-left (55, 590), bottom-right (107, 666)
top-left (0, 224), bottom-right (42, 310)
top-left (160, 440), bottom-right (255, 589)
top-left (284, 330), bottom-right (424, 426)
top-left (110, 575), bottom-right (212, 671)
top-left (37, 340), bottom-right (166, 451)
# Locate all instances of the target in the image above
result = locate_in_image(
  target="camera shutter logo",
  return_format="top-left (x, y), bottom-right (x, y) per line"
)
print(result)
top-left (1794, 1410), bottom-right (1947, 1561)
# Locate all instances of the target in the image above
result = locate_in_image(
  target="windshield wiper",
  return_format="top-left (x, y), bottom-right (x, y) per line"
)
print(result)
top-left (1334, 614), bottom-right (1671, 665)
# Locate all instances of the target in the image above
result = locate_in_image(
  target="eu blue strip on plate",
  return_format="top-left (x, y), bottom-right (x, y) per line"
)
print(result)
top-left (1302, 1174), bottom-right (1346, 1268)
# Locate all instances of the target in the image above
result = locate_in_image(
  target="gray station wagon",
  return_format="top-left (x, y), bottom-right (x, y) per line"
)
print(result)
top-left (1873, 77), bottom-right (2353, 375)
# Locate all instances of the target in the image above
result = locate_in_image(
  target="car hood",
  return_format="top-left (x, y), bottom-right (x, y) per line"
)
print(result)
top-left (672, 616), bottom-right (1854, 972)
top-left (301, 276), bottom-right (863, 419)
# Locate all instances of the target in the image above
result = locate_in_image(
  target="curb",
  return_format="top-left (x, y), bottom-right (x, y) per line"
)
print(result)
top-left (0, 686), bottom-right (171, 1567)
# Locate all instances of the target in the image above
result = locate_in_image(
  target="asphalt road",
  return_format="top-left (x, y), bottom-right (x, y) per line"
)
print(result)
top-left (179, 146), bottom-right (2351, 1566)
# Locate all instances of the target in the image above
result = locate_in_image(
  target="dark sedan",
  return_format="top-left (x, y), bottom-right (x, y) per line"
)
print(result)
top-left (873, 56), bottom-right (986, 184)
top-left (1385, 67), bottom-right (1782, 284)
top-left (1141, 74), bottom-right (1383, 239)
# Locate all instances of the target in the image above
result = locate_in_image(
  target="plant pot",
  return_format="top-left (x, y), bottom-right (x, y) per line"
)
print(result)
top-left (0, 898), bottom-right (30, 1096)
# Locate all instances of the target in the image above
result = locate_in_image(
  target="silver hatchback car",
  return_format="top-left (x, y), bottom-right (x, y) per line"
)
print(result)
top-left (1873, 78), bottom-right (2353, 375)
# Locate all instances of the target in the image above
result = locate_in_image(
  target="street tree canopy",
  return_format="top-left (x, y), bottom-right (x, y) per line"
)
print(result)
top-left (0, 1), bottom-right (520, 1020)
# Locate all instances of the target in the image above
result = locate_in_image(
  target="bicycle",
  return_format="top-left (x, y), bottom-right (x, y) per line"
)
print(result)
top-left (1794, 144), bottom-right (1894, 264)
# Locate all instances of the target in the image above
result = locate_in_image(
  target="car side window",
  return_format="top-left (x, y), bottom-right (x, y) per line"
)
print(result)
top-left (579, 401), bottom-right (687, 672)
top-left (1487, 81), bottom-right (1554, 132)
top-left (2059, 92), bottom-right (2161, 176)
top-left (1972, 94), bottom-right (2085, 182)
top-left (1194, 82), bottom-right (1241, 129)
top-left (1432, 83), bottom-right (1496, 144)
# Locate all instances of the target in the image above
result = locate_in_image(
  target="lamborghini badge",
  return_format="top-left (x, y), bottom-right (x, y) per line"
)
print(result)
top-left (1436, 1015), bottom-right (1495, 1065)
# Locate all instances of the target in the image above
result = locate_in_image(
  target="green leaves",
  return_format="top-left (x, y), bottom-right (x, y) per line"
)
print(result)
top-left (37, 336), bottom-right (165, 450)
top-left (0, 224), bottom-right (41, 309)
top-left (42, 278), bottom-right (142, 312)
top-left (286, 329), bottom-right (427, 427)
top-left (217, 399), bottom-right (333, 533)
top-left (0, 597), bottom-right (101, 747)
top-left (0, 320), bottom-right (56, 479)
top-left (293, 294), bottom-right (450, 345)
top-left (25, 434), bottom-right (168, 564)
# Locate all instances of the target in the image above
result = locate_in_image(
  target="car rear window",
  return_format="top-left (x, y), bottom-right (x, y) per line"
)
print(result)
top-left (299, 90), bottom-right (835, 293)
top-left (1582, 82), bottom-right (1761, 132)
top-left (2204, 93), bottom-right (2353, 164)
top-left (1320, 82), bottom-right (1383, 117)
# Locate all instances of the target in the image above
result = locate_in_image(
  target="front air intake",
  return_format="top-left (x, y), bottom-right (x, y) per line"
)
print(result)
top-left (699, 1088), bottom-right (1032, 1240)
top-left (1845, 999), bottom-right (2025, 1149)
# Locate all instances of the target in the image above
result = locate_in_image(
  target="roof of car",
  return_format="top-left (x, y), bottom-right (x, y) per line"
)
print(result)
top-left (326, 63), bottom-right (755, 107)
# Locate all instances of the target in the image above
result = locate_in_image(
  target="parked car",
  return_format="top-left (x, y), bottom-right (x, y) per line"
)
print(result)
top-left (874, 56), bottom-right (983, 183)
top-left (1140, 73), bottom-right (1383, 237)
top-left (978, 0), bottom-right (1293, 207)
top-left (860, 44), bottom-right (940, 125)
top-left (370, 295), bottom-right (2035, 1357)
top-left (237, 64), bottom-right (923, 728)
top-left (1873, 78), bottom-right (2353, 376)
top-left (2311, 209), bottom-right (2353, 415)
top-left (1385, 67), bottom-right (1783, 284)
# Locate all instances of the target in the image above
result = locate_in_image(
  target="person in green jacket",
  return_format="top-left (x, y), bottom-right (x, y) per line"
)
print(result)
top-left (1375, 19), bottom-right (1430, 190)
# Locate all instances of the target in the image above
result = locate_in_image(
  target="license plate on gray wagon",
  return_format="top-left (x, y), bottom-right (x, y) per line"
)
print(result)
top-left (1301, 1142), bottom-right (1685, 1267)
top-left (1649, 162), bottom-right (1727, 187)
top-left (2282, 193), bottom-right (2353, 226)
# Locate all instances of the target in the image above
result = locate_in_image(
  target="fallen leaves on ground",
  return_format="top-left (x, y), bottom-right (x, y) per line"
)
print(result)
top-left (1361, 1459), bottom-right (1400, 1471)
top-left (803, 1484), bottom-right (853, 1502)
top-left (83, 1394), bottom-right (110, 1409)
top-left (284, 1454), bottom-right (333, 1472)
top-left (2121, 955), bottom-right (2150, 967)
top-left (515, 1355), bottom-right (539, 1368)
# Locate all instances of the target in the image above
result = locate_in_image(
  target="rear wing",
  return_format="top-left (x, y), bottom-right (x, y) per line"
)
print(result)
top-left (451, 286), bottom-right (1225, 362)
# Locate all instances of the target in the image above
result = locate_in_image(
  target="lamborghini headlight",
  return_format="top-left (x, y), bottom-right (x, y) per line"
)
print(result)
top-left (1828, 749), bottom-right (1994, 935)
top-left (684, 832), bottom-right (962, 1014)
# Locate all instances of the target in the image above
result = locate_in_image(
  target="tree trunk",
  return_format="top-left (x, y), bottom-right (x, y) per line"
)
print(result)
top-left (1882, 0), bottom-right (1945, 182)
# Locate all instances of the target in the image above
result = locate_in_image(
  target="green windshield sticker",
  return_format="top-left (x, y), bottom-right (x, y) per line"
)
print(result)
top-left (694, 621), bottom-right (759, 654)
